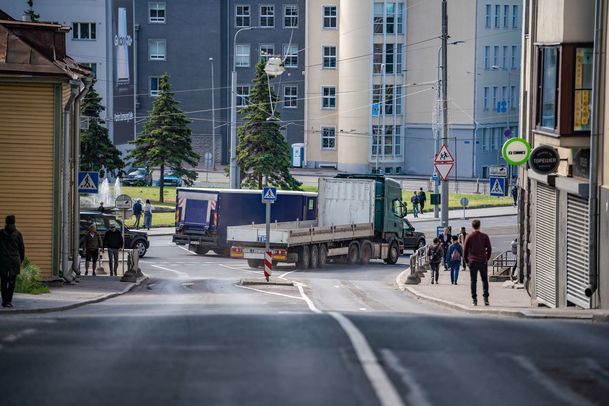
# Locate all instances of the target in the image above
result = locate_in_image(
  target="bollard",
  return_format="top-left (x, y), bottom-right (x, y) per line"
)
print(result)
top-left (405, 250), bottom-right (422, 285)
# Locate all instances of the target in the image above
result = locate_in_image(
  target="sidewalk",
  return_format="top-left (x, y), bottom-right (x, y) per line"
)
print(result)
top-left (409, 205), bottom-right (517, 223)
top-left (0, 275), bottom-right (148, 314)
top-left (397, 268), bottom-right (609, 322)
top-left (147, 226), bottom-right (175, 236)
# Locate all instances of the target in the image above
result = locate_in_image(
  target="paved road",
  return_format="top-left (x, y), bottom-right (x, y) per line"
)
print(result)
top-left (1, 220), bottom-right (608, 405)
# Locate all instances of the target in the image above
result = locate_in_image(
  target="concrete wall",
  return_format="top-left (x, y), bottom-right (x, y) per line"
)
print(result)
top-left (537, 0), bottom-right (594, 43)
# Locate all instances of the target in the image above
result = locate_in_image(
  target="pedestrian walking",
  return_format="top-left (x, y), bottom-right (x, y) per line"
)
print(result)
top-left (427, 237), bottom-right (444, 284)
top-left (439, 227), bottom-right (451, 271)
top-left (458, 226), bottom-right (468, 270)
top-left (133, 199), bottom-right (143, 229)
top-left (463, 219), bottom-right (492, 306)
top-left (447, 235), bottom-right (463, 285)
top-left (0, 215), bottom-right (25, 308)
top-left (410, 192), bottom-right (419, 218)
top-left (103, 223), bottom-right (123, 276)
top-left (97, 202), bottom-right (105, 214)
top-left (143, 199), bottom-right (153, 230)
top-left (418, 187), bottom-right (427, 212)
top-left (84, 224), bottom-right (103, 276)
top-left (511, 185), bottom-right (518, 207)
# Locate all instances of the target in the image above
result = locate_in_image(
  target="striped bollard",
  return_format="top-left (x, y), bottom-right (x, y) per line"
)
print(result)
top-left (264, 250), bottom-right (273, 282)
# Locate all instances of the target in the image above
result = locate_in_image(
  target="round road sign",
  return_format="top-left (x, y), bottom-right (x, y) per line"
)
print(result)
top-left (115, 194), bottom-right (132, 210)
top-left (460, 197), bottom-right (469, 207)
top-left (502, 138), bottom-right (531, 166)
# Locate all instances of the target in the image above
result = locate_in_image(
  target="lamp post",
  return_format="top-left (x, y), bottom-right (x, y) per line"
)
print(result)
top-left (209, 57), bottom-right (216, 170)
top-left (230, 26), bottom-right (254, 189)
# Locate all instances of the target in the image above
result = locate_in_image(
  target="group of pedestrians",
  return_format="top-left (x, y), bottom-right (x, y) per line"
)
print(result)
top-left (83, 223), bottom-right (124, 277)
top-left (98, 199), bottom-right (152, 230)
top-left (427, 219), bottom-right (492, 306)
top-left (410, 188), bottom-right (427, 218)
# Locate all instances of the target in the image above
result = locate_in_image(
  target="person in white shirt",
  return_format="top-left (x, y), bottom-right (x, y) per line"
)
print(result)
top-left (143, 199), bottom-right (153, 230)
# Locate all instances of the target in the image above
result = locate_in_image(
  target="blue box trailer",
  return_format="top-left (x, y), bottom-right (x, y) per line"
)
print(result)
top-left (172, 188), bottom-right (317, 255)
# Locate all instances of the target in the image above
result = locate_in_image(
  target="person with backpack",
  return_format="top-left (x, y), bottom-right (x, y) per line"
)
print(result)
top-left (418, 187), bottom-right (427, 212)
top-left (427, 237), bottom-right (444, 284)
top-left (447, 235), bottom-right (463, 285)
top-left (410, 191), bottom-right (419, 217)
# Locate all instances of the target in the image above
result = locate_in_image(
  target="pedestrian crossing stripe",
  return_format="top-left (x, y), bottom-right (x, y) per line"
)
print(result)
top-left (263, 188), bottom-right (276, 200)
top-left (491, 179), bottom-right (504, 195)
top-left (79, 173), bottom-right (96, 190)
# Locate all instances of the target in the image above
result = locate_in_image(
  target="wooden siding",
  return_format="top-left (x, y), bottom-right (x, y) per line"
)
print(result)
top-left (0, 83), bottom-right (56, 277)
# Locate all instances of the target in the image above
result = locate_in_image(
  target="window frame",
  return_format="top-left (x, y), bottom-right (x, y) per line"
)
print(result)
top-left (283, 43), bottom-right (298, 68)
top-left (483, 86), bottom-right (489, 111)
top-left (284, 4), bottom-right (298, 28)
top-left (484, 45), bottom-right (490, 69)
top-left (236, 85), bottom-right (250, 107)
top-left (235, 44), bottom-right (251, 67)
top-left (321, 86), bottom-right (337, 109)
top-left (259, 43), bottom-right (275, 62)
top-left (149, 76), bottom-right (161, 97)
top-left (321, 126), bottom-right (336, 150)
top-left (148, 39), bottom-right (167, 61)
top-left (511, 45), bottom-right (518, 69)
top-left (235, 4), bottom-right (251, 28)
top-left (72, 22), bottom-right (96, 40)
top-left (485, 4), bottom-right (491, 28)
top-left (494, 4), bottom-right (500, 28)
top-left (283, 85), bottom-right (298, 109)
top-left (148, 2), bottom-right (166, 24)
top-left (536, 46), bottom-right (559, 131)
top-left (260, 4), bottom-right (275, 28)
top-left (503, 4), bottom-right (509, 28)
top-left (322, 45), bottom-right (337, 69)
top-left (322, 5), bottom-right (337, 29)
top-left (512, 5), bottom-right (519, 28)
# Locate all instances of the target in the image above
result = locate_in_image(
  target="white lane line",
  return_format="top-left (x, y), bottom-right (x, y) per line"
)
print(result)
top-left (218, 264), bottom-right (261, 274)
top-left (278, 270), bottom-right (294, 280)
top-left (177, 245), bottom-right (199, 255)
top-left (511, 355), bottom-right (595, 406)
top-left (2, 328), bottom-right (37, 343)
top-left (234, 284), bottom-right (304, 301)
top-left (295, 283), bottom-right (322, 314)
top-left (150, 264), bottom-right (190, 279)
top-left (380, 349), bottom-right (432, 406)
top-left (329, 312), bottom-right (405, 406)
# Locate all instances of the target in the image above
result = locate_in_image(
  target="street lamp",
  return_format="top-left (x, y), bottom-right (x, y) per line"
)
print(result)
top-left (209, 57), bottom-right (215, 170)
top-left (230, 26), bottom-right (255, 189)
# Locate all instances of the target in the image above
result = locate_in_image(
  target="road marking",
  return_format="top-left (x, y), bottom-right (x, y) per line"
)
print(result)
top-left (511, 355), bottom-right (595, 406)
top-left (218, 264), bottom-right (261, 274)
top-left (234, 284), bottom-right (304, 301)
top-left (359, 308), bottom-right (367, 311)
top-left (278, 270), bottom-right (294, 280)
top-left (2, 328), bottom-right (37, 343)
top-left (294, 282), bottom-right (322, 314)
top-left (329, 312), bottom-right (405, 406)
top-left (177, 245), bottom-right (198, 255)
top-left (380, 349), bottom-right (432, 406)
top-left (150, 264), bottom-right (189, 279)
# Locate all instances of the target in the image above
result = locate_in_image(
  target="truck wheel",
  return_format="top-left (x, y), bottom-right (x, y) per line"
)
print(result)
top-left (347, 242), bottom-right (360, 265)
top-left (310, 245), bottom-right (319, 269)
top-left (297, 245), bottom-right (311, 269)
top-left (195, 246), bottom-right (209, 256)
top-left (359, 241), bottom-right (373, 265)
top-left (318, 245), bottom-right (328, 268)
top-left (247, 259), bottom-right (263, 268)
top-left (213, 248), bottom-right (229, 257)
top-left (385, 241), bottom-right (400, 265)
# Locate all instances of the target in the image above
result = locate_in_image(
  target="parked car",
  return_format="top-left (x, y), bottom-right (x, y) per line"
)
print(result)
top-left (122, 168), bottom-right (151, 186)
top-left (402, 218), bottom-right (426, 252)
top-left (152, 170), bottom-right (183, 187)
top-left (80, 211), bottom-right (149, 257)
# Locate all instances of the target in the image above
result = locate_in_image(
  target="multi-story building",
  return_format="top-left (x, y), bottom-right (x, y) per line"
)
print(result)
top-left (519, 0), bottom-right (608, 309)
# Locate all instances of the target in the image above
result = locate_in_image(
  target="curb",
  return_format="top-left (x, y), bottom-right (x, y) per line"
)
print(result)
top-left (409, 211), bottom-right (516, 224)
top-left (147, 232), bottom-right (174, 237)
top-left (0, 275), bottom-right (149, 315)
top-left (240, 279), bottom-right (294, 287)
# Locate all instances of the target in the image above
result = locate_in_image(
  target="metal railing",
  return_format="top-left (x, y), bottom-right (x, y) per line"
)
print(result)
top-left (491, 250), bottom-right (516, 281)
top-left (405, 244), bottom-right (430, 284)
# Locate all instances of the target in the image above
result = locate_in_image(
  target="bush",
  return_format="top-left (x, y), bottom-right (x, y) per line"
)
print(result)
top-left (15, 258), bottom-right (49, 295)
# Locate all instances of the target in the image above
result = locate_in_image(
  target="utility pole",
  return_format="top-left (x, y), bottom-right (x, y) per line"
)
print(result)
top-left (440, 0), bottom-right (449, 227)
top-left (210, 57), bottom-right (216, 170)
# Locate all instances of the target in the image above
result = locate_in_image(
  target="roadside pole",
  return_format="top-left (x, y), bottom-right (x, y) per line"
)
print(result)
top-left (115, 194), bottom-right (132, 276)
top-left (440, 0), bottom-right (450, 228)
top-left (262, 186), bottom-right (277, 282)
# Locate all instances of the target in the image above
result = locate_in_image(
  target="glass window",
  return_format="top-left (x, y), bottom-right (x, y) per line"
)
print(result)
top-left (385, 44), bottom-right (394, 73)
top-left (260, 5), bottom-right (275, 28)
top-left (574, 47), bottom-right (593, 131)
top-left (503, 45), bottom-right (508, 68)
top-left (283, 44), bottom-right (298, 68)
top-left (395, 86), bottom-right (402, 115)
top-left (373, 3), bottom-right (384, 34)
top-left (397, 3), bottom-right (404, 34)
top-left (485, 4), bottom-right (491, 28)
top-left (283, 85), bottom-right (297, 108)
top-left (493, 45), bottom-right (499, 67)
top-left (323, 6), bottom-right (337, 29)
top-left (235, 44), bottom-right (250, 67)
top-left (491, 128), bottom-right (499, 150)
top-left (148, 39), bottom-right (166, 60)
top-left (395, 126), bottom-right (402, 155)
top-left (538, 47), bottom-right (558, 129)
top-left (322, 86), bottom-right (336, 109)
top-left (512, 5), bottom-right (519, 28)
top-left (236, 5), bottom-right (250, 27)
top-left (482, 128), bottom-right (489, 151)
top-left (260, 44), bottom-right (274, 61)
top-left (236, 85), bottom-right (250, 107)
top-left (484, 46), bottom-right (490, 69)
top-left (373, 3), bottom-right (401, 34)
top-left (492, 86), bottom-right (498, 110)
top-left (510, 85), bottom-right (517, 110)
top-left (284, 5), bottom-right (298, 28)
top-left (502, 86), bottom-right (507, 108)
top-left (322, 46), bottom-right (336, 68)
top-left (385, 85), bottom-right (394, 115)
top-left (321, 126), bottom-right (336, 149)
top-left (392, 199), bottom-right (404, 217)
top-left (494, 5), bottom-right (500, 28)
top-left (511, 45), bottom-right (518, 69)
top-left (150, 76), bottom-right (160, 96)
top-left (149, 2), bottom-right (166, 23)
top-left (72, 22), bottom-right (96, 40)
top-left (503, 5), bottom-right (509, 28)
top-left (397, 44), bottom-right (403, 73)
top-left (484, 86), bottom-right (489, 110)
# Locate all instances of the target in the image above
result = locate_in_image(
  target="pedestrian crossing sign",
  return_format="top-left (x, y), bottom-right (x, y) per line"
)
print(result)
top-left (262, 186), bottom-right (277, 203)
top-left (489, 176), bottom-right (506, 197)
top-left (78, 171), bottom-right (99, 193)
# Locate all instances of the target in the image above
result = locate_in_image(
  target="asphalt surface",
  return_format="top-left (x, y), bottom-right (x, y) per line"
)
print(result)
top-left (1, 216), bottom-right (608, 405)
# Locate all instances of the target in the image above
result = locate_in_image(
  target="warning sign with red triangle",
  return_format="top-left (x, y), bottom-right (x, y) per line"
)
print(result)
top-left (434, 144), bottom-right (455, 181)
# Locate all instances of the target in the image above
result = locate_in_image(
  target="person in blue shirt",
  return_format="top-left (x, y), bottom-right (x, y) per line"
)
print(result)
top-left (447, 235), bottom-right (463, 285)
top-left (132, 199), bottom-right (143, 229)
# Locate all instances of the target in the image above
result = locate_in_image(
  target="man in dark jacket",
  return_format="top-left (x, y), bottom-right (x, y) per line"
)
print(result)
top-left (133, 199), bottom-right (143, 229)
top-left (463, 219), bottom-right (492, 306)
top-left (0, 215), bottom-right (25, 308)
top-left (103, 224), bottom-right (124, 276)
top-left (418, 187), bottom-right (427, 212)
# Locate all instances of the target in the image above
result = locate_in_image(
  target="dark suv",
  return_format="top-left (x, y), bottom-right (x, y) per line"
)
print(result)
top-left (80, 211), bottom-right (149, 257)
top-left (402, 218), bottom-right (426, 252)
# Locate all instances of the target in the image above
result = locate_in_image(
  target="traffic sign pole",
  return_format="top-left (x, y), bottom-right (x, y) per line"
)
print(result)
top-left (261, 186), bottom-right (277, 281)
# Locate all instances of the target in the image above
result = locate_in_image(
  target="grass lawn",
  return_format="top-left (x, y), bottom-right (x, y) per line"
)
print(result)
top-left (403, 190), bottom-right (513, 212)
top-left (124, 211), bottom-right (176, 229)
top-left (113, 186), bottom-right (177, 206)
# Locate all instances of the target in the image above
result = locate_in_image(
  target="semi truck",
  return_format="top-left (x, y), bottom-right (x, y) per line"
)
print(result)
top-left (227, 175), bottom-right (408, 268)
top-left (172, 188), bottom-right (317, 256)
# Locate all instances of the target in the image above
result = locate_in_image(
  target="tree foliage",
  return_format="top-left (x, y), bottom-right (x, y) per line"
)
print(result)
top-left (80, 79), bottom-right (124, 176)
top-left (128, 73), bottom-right (200, 202)
top-left (24, 0), bottom-right (40, 22)
top-left (236, 59), bottom-right (301, 190)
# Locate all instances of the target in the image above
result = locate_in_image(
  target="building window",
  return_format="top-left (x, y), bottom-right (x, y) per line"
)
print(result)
top-left (484, 46), bottom-right (490, 69)
top-left (322, 46), bottom-right (337, 68)
top-left (236, 5), bottom-right (250, 27)
top-left (537, 47), bottom-right (559, 129)
top-left (511, 45), bottom-right (518, 69)
top-left (502, 45), bottom-right (508, 69)
top-left (323, 6), bottom-right (337, 29)
top-left (148, 39), bottom-right (166, 60)
top-left (149, 76), bottom-right (160, 96)
top-left (283, 44), bottom-right (298, 68)
top-left (81, 63), bottom-right (97, 79)
top-left (512, 5), bottom-right (519, 28)
top-left (485, 4), bottom-right (491, 28)
top-left (494, 5), bottom-right (500, 28)
top-left (395, 126), bottom-right (402, 155)
top-left (482, 128), bottom-right (489, 151)
top-left (284, 5), bottom-right (298, 28)
top-left (322, 86), bottom-right (336, 109)
top-left (235, 44), bottom-right (250, 67)
top-left (483, 86), bottom-right (489, 111)
top-left (492, 86), bottom-right (498, 110)
top-left (260, 5), bottom-right (275, 27)
top-left (72, 22), bottom-right (96, 40)
top-left (502, 86), bottom-right (508, 108)
top-left (397, 44), bottom-right (403, 73)
top-left (149, 2), bottom-right (166, 23)
top-left (371, 125), bottom-right (400, 156)
top-left (284, 86), bottom-right (297, 108)
top-left (373, 3), bottom-right (404, 34)
top-left (493, 45), bottom-right (499, 67)
top-left (373, 43), bottom-right (395, 74)
top-left (321, 127), bottom-right (336, 149)
top-left (260, 44), bottom-right (275, 61)
top-left (503, 5), bottom-right (509, 28)
top-left (510, 85), bottom-right (517, 110)
top-left (397, 3), bottom-right (404, 34)
top-left (574, 48), bottom-right (593, 131)
top-left (236, 85), bottom-right (250, 107)
top-left (395, 86), bottom-right (402, 115)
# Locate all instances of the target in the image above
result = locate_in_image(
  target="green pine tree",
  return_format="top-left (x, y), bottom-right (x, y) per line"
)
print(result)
top-left (128, 73), bottom-right (200, 203)
top-left (80, 79), bottom-right (124, 176)
top-left (24, 0), bottom-right (40, 22)
top-left (236, 59), bottom-right (301, 190)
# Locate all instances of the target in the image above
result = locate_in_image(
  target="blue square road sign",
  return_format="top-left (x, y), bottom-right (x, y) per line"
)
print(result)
top-left (489, 176), bottom-right (506, 197)
top-left (262, 186), bottom-right (277, 203)
top-left (78, 171), bottom-right (99, 193)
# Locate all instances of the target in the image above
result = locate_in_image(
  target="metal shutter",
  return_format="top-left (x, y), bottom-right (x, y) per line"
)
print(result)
top-left (566, 194), bottom-right (591, 308)
top-left (535, 183), bottom-right (558, 307)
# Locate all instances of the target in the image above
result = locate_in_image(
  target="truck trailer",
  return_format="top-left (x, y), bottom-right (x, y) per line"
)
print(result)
top-left (227, 175), bottom-right (407, 268)
top-left (173, 188), bottom-right (317, 256)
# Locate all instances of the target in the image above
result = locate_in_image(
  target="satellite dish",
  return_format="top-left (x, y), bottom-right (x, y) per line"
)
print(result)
top-left (264, 57), bottom-right (285, 76)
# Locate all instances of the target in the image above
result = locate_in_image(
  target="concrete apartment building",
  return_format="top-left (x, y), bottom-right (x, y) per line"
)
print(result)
top-left (519, 0), bottom-right (608, 309)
